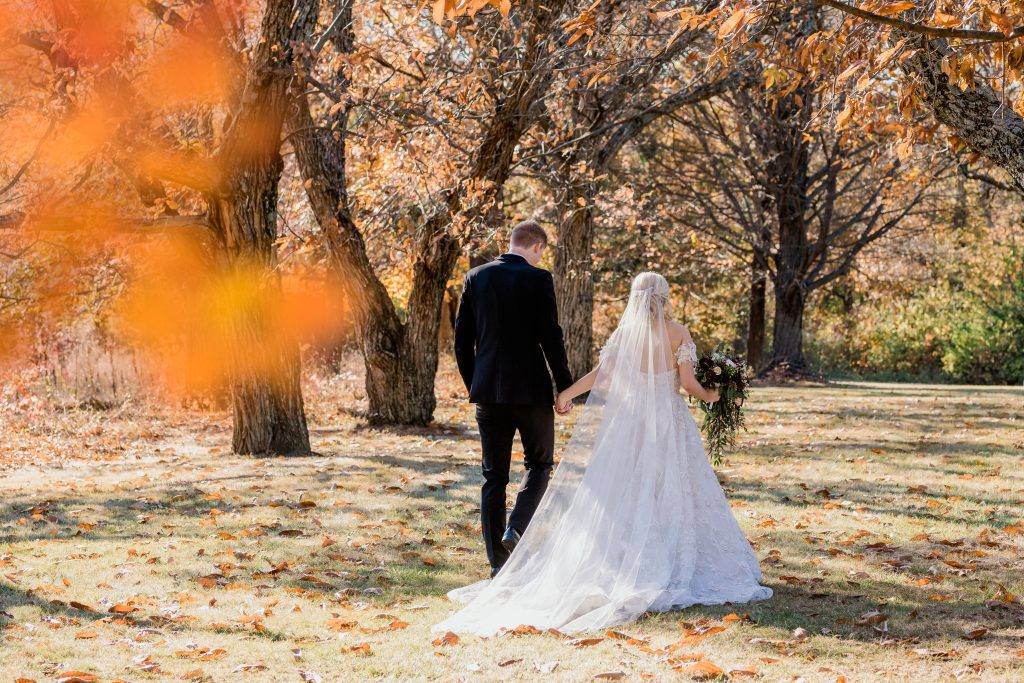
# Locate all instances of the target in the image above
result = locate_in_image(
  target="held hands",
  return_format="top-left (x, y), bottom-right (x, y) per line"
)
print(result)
top-left (704, 387), bottom-right (721, 405)
top-left (555, 392), bottom-right (574, 415)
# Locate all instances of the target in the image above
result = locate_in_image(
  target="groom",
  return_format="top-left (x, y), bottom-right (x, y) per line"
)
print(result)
top-left (454, 220), bottom-right (574, 577)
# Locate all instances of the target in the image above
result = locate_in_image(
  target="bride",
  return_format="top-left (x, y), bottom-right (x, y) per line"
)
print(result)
top-left (435, 272), bottom-right (772, 636)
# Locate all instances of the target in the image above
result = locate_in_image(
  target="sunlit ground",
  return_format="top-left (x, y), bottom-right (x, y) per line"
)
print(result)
top-left (0, 357), bottom-right (1022, 682)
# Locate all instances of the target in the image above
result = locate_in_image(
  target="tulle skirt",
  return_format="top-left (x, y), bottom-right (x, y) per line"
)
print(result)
top-left (435, 388), bottom-right (772, 636)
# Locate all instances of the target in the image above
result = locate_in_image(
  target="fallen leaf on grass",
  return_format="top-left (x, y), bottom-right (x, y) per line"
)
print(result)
top-left (432, 631), bottom-right (460, 646)
top-left (74, 631), bottom-right (98, 639)
top-left (55, 673), bottom-right (99, 683)
top-left (298, 672), bottom-right (323, 683)
top-left (326, 618), bottom-right (358, 631)
top-left (498, 658), bottom-right (523, 667)
top-left (109, 602), bottom-right (137, 614)
top-left (341, 642), bottom-right (371, 655)
top-left (722, 613), bottom-right (752, 623)
top-left (569, 637), bottom-right (603, 647)
top-left (593, 673), bottom-right (626, 680)
top-left (176, 647), bottom-right (227, 661)
top-left (676, 625), bottom-right (726, 646)
top-left (675, 660), bottom-right (724, 679)
top-left (962, 626), bottom-right (989, 640)
top-left (854, 611), bottom-right (887, 626)
top-left (728, 667), bottom-right (758, 678)
top-left (232, 662), bottom-right (269, 672)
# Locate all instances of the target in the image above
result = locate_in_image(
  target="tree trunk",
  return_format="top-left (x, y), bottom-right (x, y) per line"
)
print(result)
top-left (746, 252), bottom-right (767, 370)
top-left (770, 280), bottom-right (805, 369)
top-left (209, 167), bottom-right (312, 455)
top-left (207, 136), bottom-right (312, 453)
top-left (553, 179), bottom-right (595, 379)
top-left (363, 224), bottom-right (459, 425)
top-left (230, 336), bottom-right (310, 455)
top-left (762, 83), bottom-right (811, 371)
top-left (211, 0), bottom-right (316, 455)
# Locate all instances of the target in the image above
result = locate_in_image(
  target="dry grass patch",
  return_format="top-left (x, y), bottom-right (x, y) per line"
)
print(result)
top-left (0, 374), bottom-right (1022, 681)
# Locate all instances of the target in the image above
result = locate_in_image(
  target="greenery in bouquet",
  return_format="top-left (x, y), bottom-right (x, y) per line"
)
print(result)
top-left (693, 350), bottom-right (750, 465)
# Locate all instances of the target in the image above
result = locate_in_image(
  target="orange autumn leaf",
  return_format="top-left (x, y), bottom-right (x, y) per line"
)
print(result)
top-left (432, 631), bottom-right (460, 646)
top-left (717, 8), bottom-right (747, 39)
top-left (341, 642), bottom-right (371, 655)
top-left (54, 673), bottom-right (99, 683)
top-left (327, 618), bottom-right (359, 631)
top-left (676, 660), bottom-right (725, 679)
top-left (108, 602), bottom-right (137, 614)
top-left (569, 637), bottom-right (603, 647)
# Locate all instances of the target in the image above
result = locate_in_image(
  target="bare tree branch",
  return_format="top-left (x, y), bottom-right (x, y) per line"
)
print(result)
top-left (811, 0), bottom-right (1024, 43)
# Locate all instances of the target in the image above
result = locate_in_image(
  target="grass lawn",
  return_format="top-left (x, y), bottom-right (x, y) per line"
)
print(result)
top-left (1, 369), bottom-right (1022, 682)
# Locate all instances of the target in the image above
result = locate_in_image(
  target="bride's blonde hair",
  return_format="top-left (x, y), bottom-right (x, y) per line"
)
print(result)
top-left (629, 272), bottom-right (671, 316)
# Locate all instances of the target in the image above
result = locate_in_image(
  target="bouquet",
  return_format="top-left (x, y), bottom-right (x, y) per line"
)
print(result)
top-left (693, 350), bottom-right (751, 465)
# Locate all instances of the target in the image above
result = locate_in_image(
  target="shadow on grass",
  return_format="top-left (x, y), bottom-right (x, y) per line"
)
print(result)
top-left (721, 474), bottom-right (1022, 530)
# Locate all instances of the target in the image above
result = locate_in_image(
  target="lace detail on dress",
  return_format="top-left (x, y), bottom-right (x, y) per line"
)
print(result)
top-left (676, 341), bottom-right (698, 365)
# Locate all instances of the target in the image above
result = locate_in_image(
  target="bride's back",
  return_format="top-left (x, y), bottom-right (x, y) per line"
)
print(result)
top-left (608, 316), bottom-right (687, 378)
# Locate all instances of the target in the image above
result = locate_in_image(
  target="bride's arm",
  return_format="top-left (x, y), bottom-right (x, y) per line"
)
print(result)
top-left (673, 328), bottom-right (719, 403)
top-left (556, 367), bottom-right (599, 412)
top-left (679, 359), bottom-right (719, 403)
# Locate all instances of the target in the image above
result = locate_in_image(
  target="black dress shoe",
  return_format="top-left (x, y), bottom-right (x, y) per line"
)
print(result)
top-left (501, 526), bottom-right (521, 553)
top-left (490, 566), bottom-right (500, 578)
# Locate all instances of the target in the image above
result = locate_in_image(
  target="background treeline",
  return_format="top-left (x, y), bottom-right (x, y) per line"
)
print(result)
top-left (1, 0), bottom-right (1022, 457)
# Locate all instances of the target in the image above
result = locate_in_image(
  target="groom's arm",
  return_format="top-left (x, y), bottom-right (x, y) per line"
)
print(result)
top-left (453, 275), bottom-right (476, 394)
top-left (538, 272), bottom-right (574, 392)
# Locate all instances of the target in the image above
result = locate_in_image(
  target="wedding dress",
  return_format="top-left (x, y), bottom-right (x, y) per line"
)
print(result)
top-left (435, 286), bottom-right (772, 636)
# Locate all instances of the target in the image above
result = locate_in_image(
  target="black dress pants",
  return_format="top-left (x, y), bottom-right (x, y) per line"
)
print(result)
top-left (476, 403), bottom-right (555, 571)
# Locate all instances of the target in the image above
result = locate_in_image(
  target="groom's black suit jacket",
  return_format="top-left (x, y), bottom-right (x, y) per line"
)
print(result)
top-left (454, 253), bottom-right (574, 405)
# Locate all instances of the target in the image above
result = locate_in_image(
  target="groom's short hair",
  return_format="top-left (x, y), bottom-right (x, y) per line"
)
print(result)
top-left (510, 220), bottom-right (548, 248)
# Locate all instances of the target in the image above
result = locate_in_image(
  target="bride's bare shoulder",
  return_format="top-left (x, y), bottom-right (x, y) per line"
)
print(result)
top-left (665, 320), bottom-right (693, 345)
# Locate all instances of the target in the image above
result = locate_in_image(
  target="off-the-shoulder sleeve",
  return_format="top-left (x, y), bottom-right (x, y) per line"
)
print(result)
top-left (675, 340), bottom-right (698, 365)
